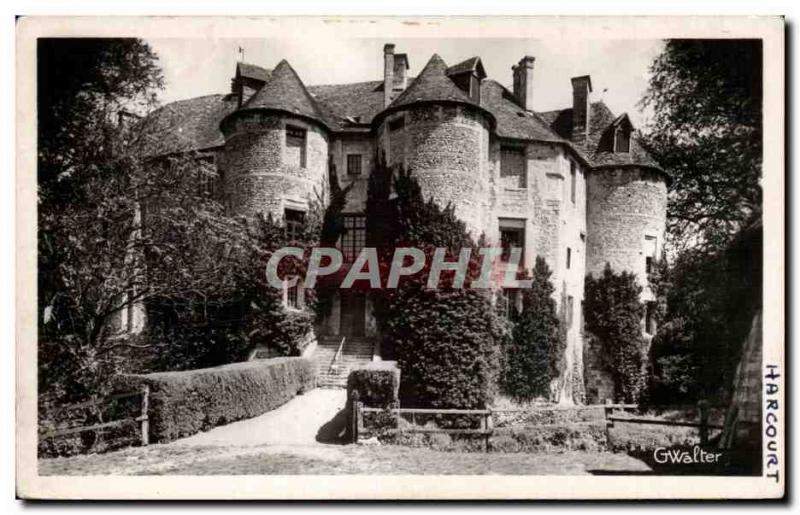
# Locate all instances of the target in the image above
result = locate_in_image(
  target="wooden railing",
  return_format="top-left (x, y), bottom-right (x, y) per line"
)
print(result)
top-left (352, 399), bottom-right (725, 451)
top-left (602, 399), bottom-right (724, 446)
top-left (352, 402), bottom-right (493, 450)
top-left (329, 336), bottom-right (346, 373)
top-left (39, 386), bottom-right (150, 447)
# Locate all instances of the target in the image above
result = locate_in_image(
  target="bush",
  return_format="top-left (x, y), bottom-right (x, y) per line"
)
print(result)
top-left (347, 363), bottom-right (400, 408)
top-left (368, 165), bottom-right (503, 409)
top-left (584, 264), bottom-right (646, 403)
top-left (115, 357), bottom-right (315, 442)
top-left (501, 257), bottom-right (562, 402)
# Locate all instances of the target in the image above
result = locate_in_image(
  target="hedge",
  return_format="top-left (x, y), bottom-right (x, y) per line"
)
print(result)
top-left (115, 357), bottom-right (315, 443)
top-left (347, 362), bottom-right (400, 408)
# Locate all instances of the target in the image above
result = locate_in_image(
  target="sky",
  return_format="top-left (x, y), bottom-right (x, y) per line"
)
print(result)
top-left (146, 38), bottom-right (664, 128)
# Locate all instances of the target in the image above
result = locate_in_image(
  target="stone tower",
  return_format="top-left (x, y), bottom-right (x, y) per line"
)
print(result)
top-left (374, 54), bottom-right (495, 237)
top-left (219, 59), bottom-right (330, 219)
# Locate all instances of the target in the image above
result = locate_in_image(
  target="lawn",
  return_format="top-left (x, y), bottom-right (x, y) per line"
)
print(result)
top-left (39, 443), bottom-right (651, 476)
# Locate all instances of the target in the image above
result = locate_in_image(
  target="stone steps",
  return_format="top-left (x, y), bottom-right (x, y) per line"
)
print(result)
top-left (311, 337), bottom-right (376, 388)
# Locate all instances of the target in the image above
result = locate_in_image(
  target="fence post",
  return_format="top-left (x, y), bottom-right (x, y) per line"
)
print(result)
top-left (350, 390), bottom-right (361, 444)
top-left (485, 409), bottom-right (493, 452)
top-left (140, 385), bottom-right (150, 446)
top-left (698, 400), bottom-right (709, 446)
top-left (604, 399), bottom-right (614, 448)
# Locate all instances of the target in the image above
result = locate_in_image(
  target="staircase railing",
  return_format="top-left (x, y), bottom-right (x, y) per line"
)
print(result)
top-left (329, 336), bottom-right (346, 373)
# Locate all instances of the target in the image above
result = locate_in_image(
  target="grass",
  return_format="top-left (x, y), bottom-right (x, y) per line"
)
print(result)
top-left (39, 443), bottom-right (651, 476)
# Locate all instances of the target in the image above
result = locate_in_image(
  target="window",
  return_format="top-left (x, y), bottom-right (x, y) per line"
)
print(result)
top-left (500, 226), bottom-right (525, 263)
top-left (580, 300), bottom-right (585, 333)
top-left (614, 127), bottom-right (631, 153)
top-left (346, 154), bottom-right (362, 176)
top-left (285, 208), bottom-right (306, 241)
top-left (388, 116), bottom-right (405, 132)
top-left (500, 146), bottom-right (526, 188)
top-left (644, 235), bottom-right (658, 275)
top-left (566, 247), bottom-right (572, 269)
top-left (287, 281), bottom-right (300, 309)
top-left (570, 160), bottom-right (577, 204)
top-left (645, 301), bottom-right (657, 334)
top-left (341, 214), bottom-right (366, 261)
top-left (197, 155), bottom-right (217, 197)
top-left (567, 295), bottom-right (574, 328)
top-left (470, 75), bottom-right (481, 103)
top-left (286, 126), bottom-right (307, 168)
top-left (501, 289), bottom-right (518, 319)
top-left (285, 278), bottom-right (302, 310)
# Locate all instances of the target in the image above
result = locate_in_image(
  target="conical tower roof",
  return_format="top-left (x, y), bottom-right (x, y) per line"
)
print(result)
top-left (375, 54), bottom-right (494, 128)
top-left (237, 59), bottom-right (329, 129)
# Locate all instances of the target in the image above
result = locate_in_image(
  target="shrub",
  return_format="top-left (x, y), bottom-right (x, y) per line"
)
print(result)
top-left (115, 357), bottom-right (314, 442)
top-left (584, 264), bottom-right (646, 403)
top-left (367, 165), bottom-right (503, 409)
top-left (501, 257), bottom-right (562, 402)
top-left (347, 363), bottom-right (401, 408)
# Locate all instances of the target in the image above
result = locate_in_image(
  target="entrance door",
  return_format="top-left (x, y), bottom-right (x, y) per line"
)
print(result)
top-left (340, 292), bottom-right (366, 337)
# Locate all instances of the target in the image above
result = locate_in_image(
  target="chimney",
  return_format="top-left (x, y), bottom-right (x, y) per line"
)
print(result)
top-left (512, 56), bottom-right (535, 111)
top-left (384, 44), bottom-right (395, 107)
top-left (393, 53), bottom-right (409, 92)
top-left (571, 75), bottom-right (593, 144)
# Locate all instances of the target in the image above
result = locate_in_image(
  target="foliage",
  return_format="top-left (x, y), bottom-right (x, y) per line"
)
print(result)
top-left (647, 223), bottom-right (762, 404)
top-left (501, 257), bottom-right (562, 402)
top-left (37, 39), bottom-right (321, 410)
top-left (347, 365), bottom-right (401, 408)
top-left (640, 39), bottom-right (762, 251)
top-left (639, 40), bottom-right (765, 407)
top-left (115, 357), bottom-right (315, 442)
top-left (38, 38), bottom-right (172, 403)
top-left (367, 162), bottom-right (503, 409)
top-left (584, 265), bottom-right (646, 403)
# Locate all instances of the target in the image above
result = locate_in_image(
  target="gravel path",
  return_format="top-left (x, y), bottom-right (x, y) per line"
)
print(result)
top-left (173, 388), bottom-right (348, 447)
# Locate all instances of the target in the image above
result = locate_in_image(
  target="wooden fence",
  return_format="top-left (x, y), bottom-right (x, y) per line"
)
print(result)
top-left (39, 387), bottom-right (150, 447)
top-left (352, 400), bottom-right (724, 451)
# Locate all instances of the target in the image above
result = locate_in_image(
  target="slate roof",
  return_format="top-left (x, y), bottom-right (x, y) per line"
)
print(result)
top-left (446, 56), bottom-right (486, 78)
top-left (237, 62), bottom-right (271, 82)
top-left (137, 54), bottom-right (662, 173)
top-left (378, 54), bottom-right (494, 127)
top-left (133, 94), bottom-right (238, 157)
top-left (306, 80), bottom-right (386, 129)
top-left (481, 80), bottom-right (565, 143)
top-left (538, 101), bottom-right (663, 171)
top-left (236, 60), bottom-right (330, 129)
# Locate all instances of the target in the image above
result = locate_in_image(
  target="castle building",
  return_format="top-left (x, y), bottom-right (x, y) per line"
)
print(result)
top-left (138, 44), bottom-right (669, 403)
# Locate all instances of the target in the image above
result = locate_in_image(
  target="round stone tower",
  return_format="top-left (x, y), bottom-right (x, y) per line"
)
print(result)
top-left (373, 54), bottom-right (495, 237)
top-left (219, 60), bottom-right (330, 219)
top-left (585, 166), bottom-right (668, 295)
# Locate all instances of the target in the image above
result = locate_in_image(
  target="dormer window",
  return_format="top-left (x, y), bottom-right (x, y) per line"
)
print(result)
top-left (614, 127), bottom-right (631, 153)
top-left (446, 57), bottom-right (486, 104)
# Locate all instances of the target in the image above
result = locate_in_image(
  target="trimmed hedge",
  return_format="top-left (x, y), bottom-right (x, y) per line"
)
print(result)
top-left (347, 362), bottom-right (400, 408)
top-left (115, 357), bottom-right (315, 443)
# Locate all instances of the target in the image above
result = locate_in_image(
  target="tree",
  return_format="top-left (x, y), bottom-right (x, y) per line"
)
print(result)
top-left (367, 164), bottom-right (504, 409)
top-left (584, 265), bottom-right (646, 403)
top-left (640, 40), bottom-right (762, 251)
top-left (38, 38), bottom-right (166, 401)
top-left (501, 257), bottom-right (562, 402)
top-left (647, 222), bottom-right (762, 404)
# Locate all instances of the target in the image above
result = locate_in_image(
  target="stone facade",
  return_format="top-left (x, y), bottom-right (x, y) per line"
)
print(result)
top-left (220, 112), bottom-right (329, 218)
top-left (144, 46), bottom-right (668, 405)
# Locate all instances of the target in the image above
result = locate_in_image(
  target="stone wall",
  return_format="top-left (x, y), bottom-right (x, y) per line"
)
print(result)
top-left (585, 167), bottom-right (667, 299)
top-left (378, 104), bottom-right (491, 237)
top-left (220, 111), bottom-right (329, 219)
top-left (329, 134), bottom-right (374, 212)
